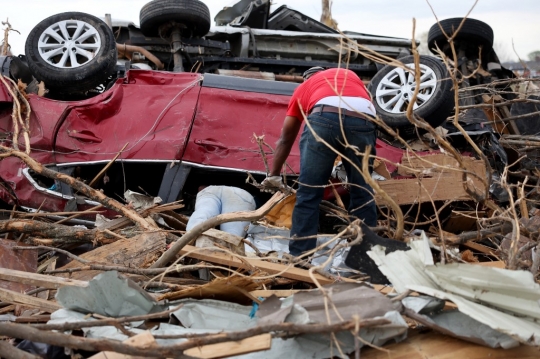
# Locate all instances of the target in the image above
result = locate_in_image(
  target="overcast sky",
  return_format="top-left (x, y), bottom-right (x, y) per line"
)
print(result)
top-left (3, 0), bottom-right (538, 62)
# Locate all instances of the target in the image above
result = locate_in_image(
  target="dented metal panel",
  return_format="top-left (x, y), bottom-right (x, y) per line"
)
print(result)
top-left (183, 84), bottom-right (299, 173)
top-left (54, 71), bottom-right (202, 163)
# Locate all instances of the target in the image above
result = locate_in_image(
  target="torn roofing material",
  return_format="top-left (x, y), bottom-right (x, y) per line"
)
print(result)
top-left (367, 232), bottom-right (540, 346)
top-left (403, 297), bottom-right (519, 349)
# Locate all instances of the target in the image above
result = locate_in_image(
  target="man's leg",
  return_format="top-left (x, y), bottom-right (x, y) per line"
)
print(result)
top-left (289, 114), bottom-right (339, 256)
top-left (341, 116), bottom-right (377, 226)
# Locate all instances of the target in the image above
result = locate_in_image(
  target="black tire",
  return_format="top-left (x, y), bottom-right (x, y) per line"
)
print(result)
top-left (428, 18), bottom-right (494, 57)
top-left (140, 0), bottom-right (211, 38)
top-left (24, 12), bottom-right (117, 94)
top-left (370, 55), bottom-right (454, 130)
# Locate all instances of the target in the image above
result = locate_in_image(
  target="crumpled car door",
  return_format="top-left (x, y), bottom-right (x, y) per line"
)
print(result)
top-left (182, 75), bottom-right (300, 175)
top-left (54, 71), bottom-right (203, 163)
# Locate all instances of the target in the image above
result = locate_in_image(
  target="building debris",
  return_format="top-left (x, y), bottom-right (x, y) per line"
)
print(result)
top-left (1, 0), bottom-right (540, 357)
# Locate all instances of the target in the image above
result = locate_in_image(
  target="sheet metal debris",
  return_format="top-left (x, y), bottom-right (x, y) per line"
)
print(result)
top-left (368, 233), bottom-right (540, 346)
top-left (56, 271), bottom-right (163, 317)
top-left (1, 0), bottom-right (540, 358)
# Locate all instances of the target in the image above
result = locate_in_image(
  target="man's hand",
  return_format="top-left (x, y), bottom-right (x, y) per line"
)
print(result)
top-left (260, 175), bottom-right (286, 193)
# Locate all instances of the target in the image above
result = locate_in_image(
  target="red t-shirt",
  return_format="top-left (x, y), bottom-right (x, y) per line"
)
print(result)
top-left (286, 68), bottom-right (371, 120)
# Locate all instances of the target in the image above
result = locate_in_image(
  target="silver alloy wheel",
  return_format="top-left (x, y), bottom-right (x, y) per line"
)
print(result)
top-left (37, 20), bottom-right (102, 69)
top-left (375, 63), bottom-right (438, 114)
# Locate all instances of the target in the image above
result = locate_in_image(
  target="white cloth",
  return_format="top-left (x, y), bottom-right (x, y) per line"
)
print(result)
top-left (315, 96), bottom-right (376, 116)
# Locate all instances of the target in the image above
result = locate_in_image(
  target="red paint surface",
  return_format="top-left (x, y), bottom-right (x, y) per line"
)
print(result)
top-left (183, 86), bottom-right (300, 173)
top-left (0, 68), bottom-right (442, 214)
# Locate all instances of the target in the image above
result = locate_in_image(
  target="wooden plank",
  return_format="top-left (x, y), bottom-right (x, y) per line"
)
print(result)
top-left (38, 258), bottom-right (57, 301)
top-left (0, 287), bottom-right (61, 313)
top-left (377, 154), bottom-right (487, 206)
top-left (475, 261), bottom-right (505, 269)
top-left (15, 315), bottom-right (51, 323)
top-left (482, 94), bottom-right (510, 135)
top-left (251, 285), bottom-right (393, 298)
top-left (0, 304), bottom-right (16, 314)
top-left (184, 334), bottom-right (272, 359)
top-left (250, 289), bottom-right (302, 298)
top-left (0, 267), bottom-right (87, 289)
top-left (37, 256), bottom-right (57, 273)
top-left (360, 329), bottom-right (539, 358)
top-left (495, 94), bottom-right (520, 135)
top-left (90, 331), bottom-right (157, 359)
top-left (397, 153), bottom-right (480, 176)
top-left (179, 245), bottom-right (354, 285)
top-left (463, 241), bottom-right (497, 256)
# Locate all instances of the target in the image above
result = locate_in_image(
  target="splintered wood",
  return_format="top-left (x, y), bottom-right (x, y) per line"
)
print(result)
top-left (56, 232), bottom-right (167, 281)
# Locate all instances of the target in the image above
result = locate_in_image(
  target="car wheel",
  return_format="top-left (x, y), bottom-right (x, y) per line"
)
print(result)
top-left (370, 55), bottom-right (454, 131)
top-left (427, 18), bottom-right (494, 58)
top-left (140, 0), bottom-right (211, 38)
top-left (24, 12), bottom-right (117, 95)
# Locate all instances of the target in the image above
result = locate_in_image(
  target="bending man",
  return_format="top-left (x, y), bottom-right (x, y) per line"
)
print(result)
top-left (262, 67), bottom-right (378, 256)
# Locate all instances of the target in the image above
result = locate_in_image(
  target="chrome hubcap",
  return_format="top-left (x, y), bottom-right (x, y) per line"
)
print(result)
top-left (38, 19), bottom-right (101, 69)
top-left (375, 63), bottom-right (438, 113)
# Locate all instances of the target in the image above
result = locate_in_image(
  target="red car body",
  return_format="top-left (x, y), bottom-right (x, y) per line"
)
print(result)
top-left (0, 67), bottom-right (428, 218)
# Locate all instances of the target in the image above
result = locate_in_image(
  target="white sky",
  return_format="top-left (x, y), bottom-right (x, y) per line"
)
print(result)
top-left (2, 0), bottom-right (538, 62)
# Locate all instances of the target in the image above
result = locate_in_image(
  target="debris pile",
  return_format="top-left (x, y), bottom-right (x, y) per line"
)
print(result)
top-left (1, 135), bottom-right (540, 357)
top-left (0, 2), bottom-right (540, 357)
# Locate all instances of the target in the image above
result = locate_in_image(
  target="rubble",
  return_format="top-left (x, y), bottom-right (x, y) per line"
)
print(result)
top-left (1, 1), bottom-right (540, 358)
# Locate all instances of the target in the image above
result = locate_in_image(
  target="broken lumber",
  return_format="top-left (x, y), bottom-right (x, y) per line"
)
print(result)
top-left (90, 331), bottom-right (157, 359)
top-left (0, 287), bottom-right (61, 313)
top-left (179, 244), bottom-right (354, 285)
top-left (377, 154), bottom-right (487, 206)
top-left (250, 289), bottom-right (302, 298)
top-left (360, 329), bottom-right (540, 358)
top-left (0, 267), bottom-right (87, 289)
top-left (184, 333), bottom-right (272, 359)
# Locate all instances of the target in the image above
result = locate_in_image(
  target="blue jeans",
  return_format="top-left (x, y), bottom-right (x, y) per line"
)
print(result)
top-left (289, 112), bottom-right (377, 256)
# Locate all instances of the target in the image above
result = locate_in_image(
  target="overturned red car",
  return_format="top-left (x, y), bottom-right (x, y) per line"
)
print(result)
top-left (0, 0), bottom-right (510, 221)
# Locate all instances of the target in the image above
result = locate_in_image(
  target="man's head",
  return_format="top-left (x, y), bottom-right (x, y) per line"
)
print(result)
top-left (302, 66), bottom-right (325, 80)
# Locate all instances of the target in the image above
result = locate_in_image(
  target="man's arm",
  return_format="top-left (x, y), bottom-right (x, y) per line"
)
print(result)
top-left (269, 115), bottom-right (301, 176)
